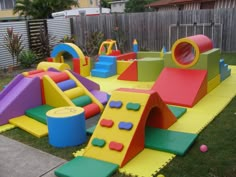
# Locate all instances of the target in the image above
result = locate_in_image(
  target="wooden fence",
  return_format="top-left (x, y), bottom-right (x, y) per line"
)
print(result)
top-left (72, 8), bottom-right (236, 52)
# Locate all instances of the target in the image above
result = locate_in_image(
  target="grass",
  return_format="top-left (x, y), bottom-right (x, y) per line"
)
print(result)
top-left (1, 52), bottom-right (236, 177)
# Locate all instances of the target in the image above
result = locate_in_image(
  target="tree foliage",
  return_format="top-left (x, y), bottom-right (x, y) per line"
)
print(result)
top-left (125, 0), bottom-right (157, 12)
top-left (14, 0), bottom-right (78, 19)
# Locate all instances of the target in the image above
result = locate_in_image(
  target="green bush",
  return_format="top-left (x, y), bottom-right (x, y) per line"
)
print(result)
top-left (19, 50), bottom-right (37, 68)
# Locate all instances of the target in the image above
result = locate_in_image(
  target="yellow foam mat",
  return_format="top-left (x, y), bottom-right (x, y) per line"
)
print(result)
top-left (0, 124), bottom-right (15, 133)
top-left (119, 149), bottom-right (175, 177)
top-left (84, 66), bottom-right (236, 177)
top-left (9, 115), bottom-right (48, 138)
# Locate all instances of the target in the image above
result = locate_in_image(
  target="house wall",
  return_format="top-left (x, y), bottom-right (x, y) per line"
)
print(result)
top-left (0, 10), bottom-right (17, 18)
top-left (78, 0), bottom-right (98, 8)
top-left (110, 1), bottom-right (126, 13)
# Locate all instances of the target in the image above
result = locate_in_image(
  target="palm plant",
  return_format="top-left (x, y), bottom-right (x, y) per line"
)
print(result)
top-left (13, 0), bottom-right (33, 19)
top-left (14, 0), bottom-right (78, 19)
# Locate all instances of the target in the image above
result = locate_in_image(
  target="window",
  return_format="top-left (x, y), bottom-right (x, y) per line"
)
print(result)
top-left (0, 0), bottom-right (15, 10)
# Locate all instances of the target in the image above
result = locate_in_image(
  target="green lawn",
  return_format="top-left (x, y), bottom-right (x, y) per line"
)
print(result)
top-left (1, 52), bottom-right (236, 177)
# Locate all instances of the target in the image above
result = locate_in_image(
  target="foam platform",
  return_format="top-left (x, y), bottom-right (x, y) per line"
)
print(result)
top-left (9, 115), bottom-right (48, 138)
top-left (55, 156), bottom-right (118, 177)
top-left (0, 124), bottom-right (15, 133)
top-left (145, 127), bottom-right (197, 155)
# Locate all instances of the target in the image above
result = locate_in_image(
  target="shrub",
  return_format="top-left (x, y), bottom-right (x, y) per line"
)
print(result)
top-left (19, 50), bottom-right (37, 68)
top-left (2, 27), bottom-right (24, 66)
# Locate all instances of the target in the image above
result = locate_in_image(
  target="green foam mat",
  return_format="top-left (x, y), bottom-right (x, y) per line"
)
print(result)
top-left (168, 105), bottom-right (187, 118)
top-left (145, 127), bottom-right (197, 156)
top-left (25, 104), bottom-right (54, 124)
top-left (72, 95), bottom-right (92, 107)
top-left (55, 156), bottom-right (119, 177)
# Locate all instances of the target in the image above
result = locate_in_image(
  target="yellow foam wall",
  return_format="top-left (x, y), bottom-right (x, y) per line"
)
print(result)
top-left (207, 74), bottom-right (220, 93)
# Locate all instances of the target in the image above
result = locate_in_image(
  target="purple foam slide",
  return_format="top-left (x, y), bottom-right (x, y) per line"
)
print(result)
top-left (0, 75), bottom-right (42, 125)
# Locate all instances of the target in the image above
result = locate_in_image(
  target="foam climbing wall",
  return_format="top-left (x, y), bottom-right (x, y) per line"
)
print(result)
top-left (83, 88), bottom-right (177, 167)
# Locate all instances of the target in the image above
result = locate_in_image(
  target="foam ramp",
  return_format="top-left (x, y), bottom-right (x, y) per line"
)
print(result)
top-left (152, 67), bottom-right (207, 107)
top-left (0, 74), bottom-right (42, 125)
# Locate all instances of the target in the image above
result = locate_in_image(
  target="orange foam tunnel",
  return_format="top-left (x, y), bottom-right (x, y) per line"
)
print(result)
top-left (172, 35), bottom-right (213, 68)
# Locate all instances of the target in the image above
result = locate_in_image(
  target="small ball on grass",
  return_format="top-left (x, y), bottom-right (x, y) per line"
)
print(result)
top-left (200, 144), bottom-right (208, 152)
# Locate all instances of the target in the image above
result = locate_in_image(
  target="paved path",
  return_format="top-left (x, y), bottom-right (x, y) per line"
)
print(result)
top-left (0, 135), bottom-right (66, 177)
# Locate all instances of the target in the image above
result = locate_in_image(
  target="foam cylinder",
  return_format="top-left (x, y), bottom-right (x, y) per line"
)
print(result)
top-left (57, 79), bottom-right (77, 91)
top-left (172, 35), bottom-right (213, 68)
top-left (46, 106), bottom-right (86, 147)
top-left (64, 87), bottom-right (84, 99)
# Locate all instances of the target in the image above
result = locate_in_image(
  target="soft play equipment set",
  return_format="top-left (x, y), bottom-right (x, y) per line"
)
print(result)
top-left (0, 34), bottom-right (234, 177)
top-left (0, 62), bottom-right (107, 138)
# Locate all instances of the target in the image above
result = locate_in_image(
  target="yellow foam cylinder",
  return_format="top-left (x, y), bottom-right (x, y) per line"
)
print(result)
top-left (64, 87), bottom-right (85, 99)
top-left (37, 62), bottom-right (71, 71)
top-left (171, 35), bottom-right (213, 68)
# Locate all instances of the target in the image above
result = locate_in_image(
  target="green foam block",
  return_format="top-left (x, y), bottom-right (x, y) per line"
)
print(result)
top-left (145, 127), bottom-right (198, 156)
top-left (25, 104), bottom-right (54, 124)
top-left (168, 105), bottom-right (187, 119)
top-left (55, 156), bottom-right (119, 177)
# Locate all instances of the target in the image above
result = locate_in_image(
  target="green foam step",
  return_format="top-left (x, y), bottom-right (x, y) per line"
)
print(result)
top-left (145, 127), bottom-right (198, 156)
top-left (55, 156), bottom-right (119, 177)
top-left (72, 95), bottom-right (92, 107)
top-left (25, 104), bottom-right (55, 124)
top-left (168, 105), bottom-right (187, 118)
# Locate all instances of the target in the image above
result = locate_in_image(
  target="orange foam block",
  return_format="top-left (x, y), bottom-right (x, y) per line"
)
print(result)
top-left (118, 61), bottom-right (138, 81)
top-left (152, 68), bottom-right (207, 107)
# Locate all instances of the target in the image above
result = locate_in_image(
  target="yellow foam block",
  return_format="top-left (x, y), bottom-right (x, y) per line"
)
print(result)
top-left (9, 115), bottom-right (48, 138)
top-left (207, 74), bottom-right (220, 93)
top-left (117, 60), bottom-right (133, 74)
top-left (0, 124), bottom-right (15, 133)
top-left (119, 149), bottom-right (175, 177)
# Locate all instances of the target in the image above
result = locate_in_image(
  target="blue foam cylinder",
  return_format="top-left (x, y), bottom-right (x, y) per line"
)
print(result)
top-left (57, 79), bottom-right (77, 91)
top-left (47, 107), bottom-right (86, 148)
